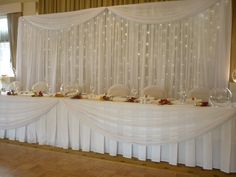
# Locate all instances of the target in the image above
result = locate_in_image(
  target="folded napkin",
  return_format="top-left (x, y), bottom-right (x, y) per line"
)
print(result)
top-left (87, 94), bottom-right (103, 100)
top-left (185, 98), bottom-right (202, 104)
top-left (65, 91), bottom-right (78, 97)
top-left (81, 94), bottom-right (88, 99)
top-left (112, 96), bottom-right (128, 102)
top-left (18, 91), bottom-right (35, 96)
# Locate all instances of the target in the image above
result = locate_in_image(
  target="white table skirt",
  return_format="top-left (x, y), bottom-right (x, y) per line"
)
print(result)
top-left (0, 96), bottom-right (235, 173)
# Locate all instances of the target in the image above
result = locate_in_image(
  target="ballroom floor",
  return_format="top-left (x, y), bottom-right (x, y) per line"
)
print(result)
top-left (0, 140), bottom-right (235, 177)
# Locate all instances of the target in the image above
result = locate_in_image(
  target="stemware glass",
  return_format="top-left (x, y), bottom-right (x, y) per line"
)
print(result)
top-left (179, 90), bottom-right (187, 104)
top-left (48, 85), bottom-right (53, 95)
top-left (60, 84), bottom-right (64, 93)
top-left (89, 85), bottom-right (96, 99)
top-left (90, 85), bottom-right (95, 94)
top-left (74, 81), bottom-right (81, 95)
top-left (131, 88), bottom-right (138, 98)
top-left (14, 82), bottom-right (20, 93)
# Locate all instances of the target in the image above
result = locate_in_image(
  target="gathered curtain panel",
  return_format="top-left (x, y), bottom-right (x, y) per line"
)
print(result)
top-left (16, 0), bottom-right (232, 97)
top-left (7, 12), bottom-right (22, 69)
top-left (38, 0), bottom-right (173, 14)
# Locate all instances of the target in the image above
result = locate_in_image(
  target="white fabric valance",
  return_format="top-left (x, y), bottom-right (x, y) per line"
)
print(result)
top-left (109, 0), bottom-right (219, 24)
top-left (0, 96), bottom-right (58, 129)
top-left (23, 7), bottom-right (106, 30)
top-left (63, 99), bottom-right (236, 144)
top-left (22, 0), bottom-right (219, 28)
top-left (0, 95), bottom-right (236, 145)
top-left (16, 0), bottom-right (232, 97)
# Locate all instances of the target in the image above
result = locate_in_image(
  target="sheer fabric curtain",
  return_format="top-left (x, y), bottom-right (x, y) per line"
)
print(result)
top-left (7, 12), bottom-right (22, 69)
top-left (0, 16), bottom-right (8, 42)
top-left (16, 0), bottom-right (232, 97)
top-left (0, 16), bottom-right (14, 77)
top-left (0, 16), bottom-right (9, 77)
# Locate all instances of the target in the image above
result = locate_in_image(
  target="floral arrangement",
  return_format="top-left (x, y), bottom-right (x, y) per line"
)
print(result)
top-left (158, 99), bottom-right (172, 105)
top-left (32, 91), bottom-right (43, 97)
top-left (7, 90), bottom-right (17, 96)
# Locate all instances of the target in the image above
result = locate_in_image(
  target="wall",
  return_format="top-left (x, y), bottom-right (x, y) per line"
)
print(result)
top-left (22, 1), bottom-right (37, 16)
top-left (0, 0), bottom-right (38, 15)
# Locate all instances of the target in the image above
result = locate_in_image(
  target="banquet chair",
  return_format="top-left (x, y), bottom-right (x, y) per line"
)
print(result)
top-left (107, 84), bottom-right (130, 97)
top-left (8, 81), bottom-right (22, 92)
top-left (188, 88), bottom-right (210, 101)
top-left (32, 81), bottom-right (48, 93)
top-left (142, 86), bottom-right (166, 99)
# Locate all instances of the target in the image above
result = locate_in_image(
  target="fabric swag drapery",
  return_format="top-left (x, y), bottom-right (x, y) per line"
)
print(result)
top-left (16, 0), bottom-right (232, 97)
top-left (1, 95), bottom-right (236, 145)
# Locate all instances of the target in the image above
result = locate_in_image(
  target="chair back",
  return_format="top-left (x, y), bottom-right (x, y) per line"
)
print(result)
top-left (32, 81), bottom-right (48, 93)
top-left (107, 84), bottom-right (130, 97)
top-left (188, 88), bottom-right (210, 101)
top-left (8, 81), bottom-right (22, 92)
top-left (142, 86), bottom-right (166, 99)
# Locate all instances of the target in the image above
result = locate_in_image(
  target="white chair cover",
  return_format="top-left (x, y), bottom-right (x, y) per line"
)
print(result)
top-left (8, 81), bottom-right (22, 92)
top-left (32, 81), bottom-right (48, 93)
top-left (188, 88), bottom-right (210, 101)
top-left (107, 84), bottom-right (130, 97)
top-left (142, 86), bottom-right (166, 99)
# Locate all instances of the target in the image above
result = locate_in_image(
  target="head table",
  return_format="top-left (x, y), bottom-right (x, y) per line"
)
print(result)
top-left (0, 95), bottom-right (235, 173)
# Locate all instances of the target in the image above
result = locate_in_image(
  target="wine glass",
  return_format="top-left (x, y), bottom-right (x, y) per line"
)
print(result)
top-left (90, 85), bottom-right (95, 96)
top-left (14, 82), bottom-right (20, 94)
top-left (179, 90), bottom-right (187, 104)
top-left (48, 85), bottom-right (53, 95)
top-left (131, 88), bottom-right (138, 98)
top-left (60, 84), bottom-right (64, 93)
top-left (74, 81), bottom-right (81, 95)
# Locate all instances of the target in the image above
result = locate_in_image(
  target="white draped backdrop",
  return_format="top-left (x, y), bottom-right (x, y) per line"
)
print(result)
top-left (6, 0), bottom-right (235, 173)
top-left (16, 0), bottom-right (232, 97)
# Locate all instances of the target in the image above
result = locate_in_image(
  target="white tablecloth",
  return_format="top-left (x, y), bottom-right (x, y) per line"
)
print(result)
top-left (0, 95), bottom-right (235, 173)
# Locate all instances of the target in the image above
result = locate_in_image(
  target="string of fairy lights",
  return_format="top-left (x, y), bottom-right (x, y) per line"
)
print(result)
top-left (19, 0), bottom-right (228, 97)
